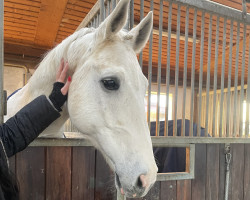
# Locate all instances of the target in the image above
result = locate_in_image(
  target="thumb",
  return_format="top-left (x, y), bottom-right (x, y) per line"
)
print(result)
top-left (61, 76), bottom-right (71, 95)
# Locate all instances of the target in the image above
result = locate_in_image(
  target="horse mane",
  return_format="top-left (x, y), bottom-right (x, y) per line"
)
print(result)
top-left (28, 28), bottom-right (96, 91)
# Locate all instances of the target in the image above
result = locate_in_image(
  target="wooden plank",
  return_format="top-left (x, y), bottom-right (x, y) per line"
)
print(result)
top-left (144, 181), bottom-right (161, 200)
top-left (72, 146), bottom-right (95, 200)
top-left (4, 17), bottom-right (37, 26)
top-left (231, 144), bottom-right (244, 200)
top-left (4, 6), bottom-right (39, 17)
top-left (4, 12), bottom-right (38, 22)
top-left (4, 21), bottom-right (36, 30)
top-left (244, 144), bottom-right (250, 199)
top-left (177, 180), bottom-right (191, 200)
top-left (34, 0), bottom-right (68, 47)
top-left (219, 144), bottom-right (226, 200)
top-left (95, 150), bottom-right (116, 200)
top-left (4, 25), bottom-right (35, 34)
top-left (191, 144), bottom-right (206, 200)
top-left (4, 0), bottom-right (41, 7)
top-left (206, 144), bottom-right (219, 200)
top-left (4, 2), bottom-right (40, 13)
top-left (160, 181), bottom-right (177, 200)
top-left (46, 147), bottom-right (72, 200)
top-left (16, 147), bottom-right (45, 200)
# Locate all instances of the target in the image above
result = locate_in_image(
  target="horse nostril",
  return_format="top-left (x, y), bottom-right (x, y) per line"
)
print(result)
top-left (137, 174), bottom-right (147, 188)
top-left (137, 176), bottom-right (143, 188)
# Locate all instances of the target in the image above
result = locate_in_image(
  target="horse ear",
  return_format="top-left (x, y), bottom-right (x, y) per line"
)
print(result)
top-left (97, 0), bottom-right (130, 39)
top-left (125, 12), bottom-right (153, 54)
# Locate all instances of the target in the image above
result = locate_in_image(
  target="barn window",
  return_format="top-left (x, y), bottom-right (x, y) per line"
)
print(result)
top-left (243, 100), bottom-right (250, 135)
top-left (145, 92), bottom-right (173, 122)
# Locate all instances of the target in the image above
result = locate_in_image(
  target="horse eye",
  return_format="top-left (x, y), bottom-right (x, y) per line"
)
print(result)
top-left (101, 78), bottom-right (120, 90)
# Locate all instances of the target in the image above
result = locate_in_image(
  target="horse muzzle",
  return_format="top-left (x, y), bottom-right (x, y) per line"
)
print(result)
top-left (115, 172), bottom-right (156, 198)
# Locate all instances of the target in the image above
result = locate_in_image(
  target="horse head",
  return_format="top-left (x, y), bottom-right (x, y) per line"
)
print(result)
top-left (63, 0), bottom-right (157, 197)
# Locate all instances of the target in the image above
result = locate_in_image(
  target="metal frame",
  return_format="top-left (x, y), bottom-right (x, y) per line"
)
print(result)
top-left (0, 0), bottom-right (4, 124)
top-left (156, 144), bottom-right (195, 181)
top-left (173, 0), bottom-right (250, 24)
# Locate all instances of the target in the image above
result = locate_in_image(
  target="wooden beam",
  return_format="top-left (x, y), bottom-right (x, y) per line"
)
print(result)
top-left (34, 0), bottom-right (68, 48)
top-left (4, 42), bottom-right (48, 67)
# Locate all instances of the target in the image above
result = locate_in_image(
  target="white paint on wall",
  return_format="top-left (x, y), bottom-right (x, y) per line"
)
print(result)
top-left (4, 66), bottom-right (25, 97)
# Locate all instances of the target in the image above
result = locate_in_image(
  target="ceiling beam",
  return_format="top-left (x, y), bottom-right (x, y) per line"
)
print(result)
top-left (34, 0), bottom-right (68, 48)
top-left (4, 42), bottom-right (48, 68)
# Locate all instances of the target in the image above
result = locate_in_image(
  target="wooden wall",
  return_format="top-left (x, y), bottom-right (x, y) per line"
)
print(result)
top-left (9, 144), bottom-right (250, 200)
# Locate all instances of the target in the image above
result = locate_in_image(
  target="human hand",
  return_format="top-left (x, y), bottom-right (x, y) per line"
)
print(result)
top-left (49, 59), bottom-right (72, 112)
top-left (56, 59), bottom-right (71, 95)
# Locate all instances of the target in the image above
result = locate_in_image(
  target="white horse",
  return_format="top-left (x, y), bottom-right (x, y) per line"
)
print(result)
top-left (6, 0), bottom-right (158, 198)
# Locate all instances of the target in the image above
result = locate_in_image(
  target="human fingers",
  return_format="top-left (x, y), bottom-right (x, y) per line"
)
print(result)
top-left (58, 61), bottom-right (69, 83)
top-left (56, 58), bottom-right (64, 81)
top-left (61, 76), bottom-right (71, 95)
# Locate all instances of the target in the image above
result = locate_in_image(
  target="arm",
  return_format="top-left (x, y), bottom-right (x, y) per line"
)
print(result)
top-left (0, 95), bottom-right (60, 157)
top-left (0, 59), bottom-right (71, 157)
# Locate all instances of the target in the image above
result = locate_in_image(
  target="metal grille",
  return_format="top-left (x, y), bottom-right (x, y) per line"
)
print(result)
top-left (72, 0), bottom-right (250, 142)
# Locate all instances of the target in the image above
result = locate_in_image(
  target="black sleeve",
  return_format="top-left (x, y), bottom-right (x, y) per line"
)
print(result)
top-left (0, 95), bottom-right (61, 157)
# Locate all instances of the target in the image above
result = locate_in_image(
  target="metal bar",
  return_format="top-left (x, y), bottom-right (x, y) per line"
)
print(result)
top-left (212, 16), bottom-right (220, 137)
top-left (226, 20), bottom-right (234, 138)
top-left (181, 6), bottom-right (189, 137)
top-left (97, 13), bottom-right (100, 26)
top-left (156, 0), bottom-right (163, 136)
top-left (124, 1), bottom-right (130, 30)
top-left (218, 18), bottom-right (227, 137)
top-left (129, 0), bottom-right (134, 30)
top-left (139, 0), bottom-right (144, 68)
top-left (246, 25), bottom-right (250, 138)
top-left (173, 4), bottom-right (181, 137)
top-left (165, 1), bottom-right (172, 137)
top-left (147, 0), bottom-right (154, 129)
top-left (204, 14), bottom-right (212, 138)
top-left (242, 0), bottom-right (247, 20)
top-left (233, 22), bottom-right (240, 137)
top-left (29, 136), bottom-right (250, 147)
top-left (239, 24), bottom-right (246, 137)
top-left (197, 11), bottom-right (205, 137)
top-left (0, 0), bottom-right (3, 124)
top-left (112, 0), bottom-right (116, 10)
top-left (107, 0), bottom-right (110, 15)
top-left (170, 0), bottom-right (250, 24)
top-left (76, 0), bottom-right (109, 30)
top-left (151, 136), bottom-right (250, 144)
top-left (189, 8), bottom-right (197, 137)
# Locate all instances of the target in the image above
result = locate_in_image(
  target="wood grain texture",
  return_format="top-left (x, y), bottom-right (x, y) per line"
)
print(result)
top-left (46, 147), bottom-right (72, 200)
top-left (191, 144), bottom-right (206, 200)
top-left (231, 144), bottom-right (244, 200)
top-left (160, 180), bottom-right (177, 200)
top-left (16, 147), bottom-right (45, 200)
top-left (244, 144), bottom-right (250, 199)
top-left (206, 144), bottom-right (219, 200)
top-left (177, 180), bottom-right (191, 200)
top-left (219, 144), bottom-right (226, 200)
top-left (95, 150), bottom-right (116, 200)
top-left (34, 0), bottom-right (68, 47)
top-left (72, 146), bottom-right (95, 200)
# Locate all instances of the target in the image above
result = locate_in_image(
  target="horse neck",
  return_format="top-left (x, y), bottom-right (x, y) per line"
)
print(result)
top-left (8, 28), bottom-right (92, 115)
